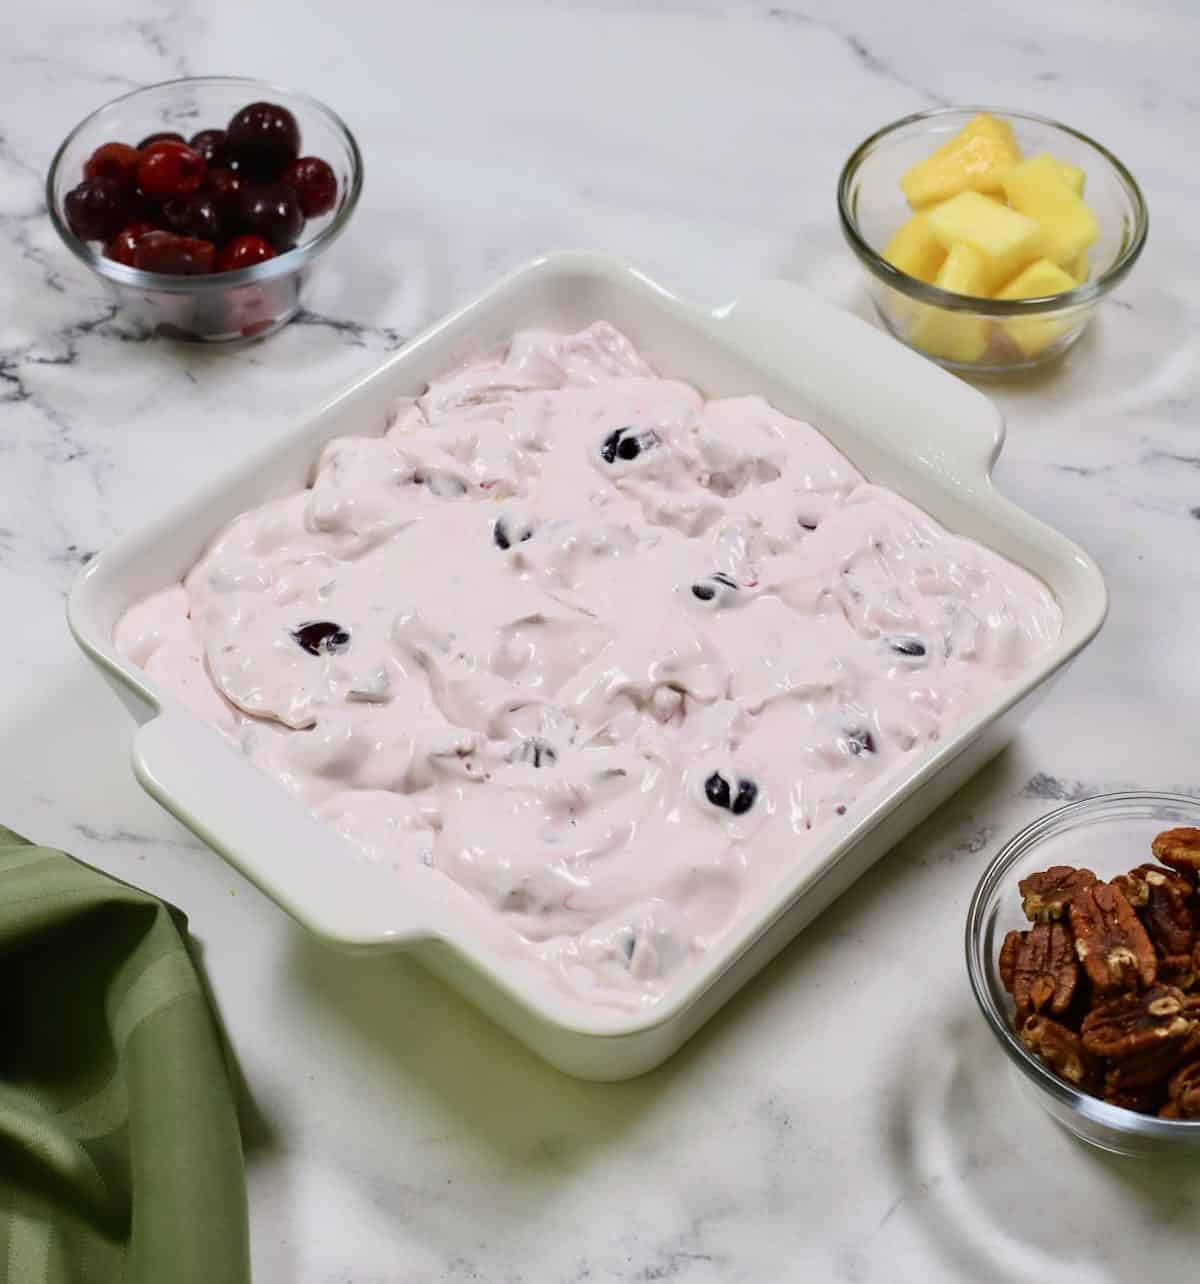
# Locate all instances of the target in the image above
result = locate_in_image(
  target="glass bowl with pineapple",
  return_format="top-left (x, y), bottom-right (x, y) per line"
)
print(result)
top-left (838, 107), bottom-right (1147, 373)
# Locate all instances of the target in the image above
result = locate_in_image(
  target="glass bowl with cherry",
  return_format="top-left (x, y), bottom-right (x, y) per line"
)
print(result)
top-left (47, 76), bottom-right (362, 342)
top-left (966, 792), bottom-right (1200, 1157)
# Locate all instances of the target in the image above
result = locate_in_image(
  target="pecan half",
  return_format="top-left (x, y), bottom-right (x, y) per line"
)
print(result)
top-left (1018, 865), bottom-right (1096, 923)
top-left (1021, 1015), bottom-right (1096, 1089)
top-left (1106, 1082), bottom-right (1167, 1115)
top-left (1151, 827), bottom-right (1200, 886)
top-left (1002, 922), bottom-right (1078, 1017)
top-left (1081, 985), bottom-right (1196, 1062)
top-left (1106, 1043), bottom-right (1192, 1092)
top-left (1068, 882), bottom-right (1157, 994)
top-left (1093, 989), bottom-right (1199, 1093)
top-left (999, 930), bottom-right (1020, 994)
top-left (1114, 864), bottom-right (1195, 957)
top-left (1111, 865), bottom-right (1152, 908)
top-left (1159, 952), bottom-right (1197, 992)
top-left (1160, 1060), bottom-right (1200, 1120)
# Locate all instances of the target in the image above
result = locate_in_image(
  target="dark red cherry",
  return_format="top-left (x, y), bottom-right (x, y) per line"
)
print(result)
top-left (239, 183), bottom-right (303, 250)
top-left (216, 234), bottom-right (276, 272)
top-left (136, 130), bottom-right (185, 150)
top-left (63, 178), bottom-right (132, 241)
top-left (704, 772), bottom-right (732, 809)
top-left (103, 220), bottom-right (157, 266)
top-left (163, 194), bottom-right (225, 241)
top-left (189, 128), bottom-right (230, 168)
top-left (83, 142), bottom-right (141, 190)
top-left (731, 779), bottom-right (758, 815)
top-left (132, 230), bottom-right (216, 275)
top-left (282, 156), bottom-right (337, 217)
top-left (203, 167), bottom-right (244, 212)
top-left (226, 101), bottom-right (300, 177)
top-left (137, 142), bottom-right (206, 199)
top-left (290, 621), bottom-right (350, 655)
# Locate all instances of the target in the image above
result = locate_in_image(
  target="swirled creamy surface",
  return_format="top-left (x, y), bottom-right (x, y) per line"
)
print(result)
top-left (118, 323), bottom-right (1061, 1009)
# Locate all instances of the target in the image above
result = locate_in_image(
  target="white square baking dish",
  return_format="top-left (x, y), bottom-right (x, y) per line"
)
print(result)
top-left (68, 251), bottom-right (1107, 1080)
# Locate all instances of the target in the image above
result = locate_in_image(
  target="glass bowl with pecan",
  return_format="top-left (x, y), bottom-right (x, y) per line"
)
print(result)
top-left (966, 792), bottom-right (1200, 1155)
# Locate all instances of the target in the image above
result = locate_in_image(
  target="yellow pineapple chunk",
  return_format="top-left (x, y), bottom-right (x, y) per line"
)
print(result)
top-left (933, 241), bottom-right (992, 297)
top-left (883, 213), bottom-right (947, 283)
top-left (995, 257), bottom-right (1081, 356)
top-left (1001, 153), bottom-right (1099, 267)
top-left (996, 257), bottom-right (1078, 300)
top-left (1066, 250), bottom-right (1089, 283)
top-left (901, 113), bottom-right (1022, 208)
top-left (1054, 157), bottom-right (1086, 196)
top-left (910, 244), bottom-right (990, 362)
top-left (924, 191), bottom-right (1043, 290)
top-left (910, 305), bottom-right (988, 365)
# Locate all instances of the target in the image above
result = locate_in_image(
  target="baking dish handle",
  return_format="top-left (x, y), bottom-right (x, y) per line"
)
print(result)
top-left (132, 713), bottom-right (445, 948)
top-left (711, 278), bottom-right (1006, 479)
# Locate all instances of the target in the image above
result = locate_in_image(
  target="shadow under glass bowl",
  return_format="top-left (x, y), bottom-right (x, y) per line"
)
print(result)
top-left (966, 791), bottom-right (1200, 1156)
top-left (47, 75), bottom-right (363, 343)
top-left (838, 106), bottom-right (1147, 374)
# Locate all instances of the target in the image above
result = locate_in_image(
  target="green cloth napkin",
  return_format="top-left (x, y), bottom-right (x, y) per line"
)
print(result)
top-left (0, 826), bottom-right (250, 1283)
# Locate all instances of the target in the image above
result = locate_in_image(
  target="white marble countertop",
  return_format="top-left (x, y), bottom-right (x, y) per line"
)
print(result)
top-left (3, 1), bottom-right (1199, 1279)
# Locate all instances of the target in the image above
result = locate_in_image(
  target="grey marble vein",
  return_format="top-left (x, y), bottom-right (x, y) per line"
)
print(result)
top-left (762, 5), bottom-right (949, 105)
top-left (292, 308), bottom-right (409, 351)
top-left (72, 820), bottom-right (202, 849)
top-left (1019, 772), bottom-right (1098, 802)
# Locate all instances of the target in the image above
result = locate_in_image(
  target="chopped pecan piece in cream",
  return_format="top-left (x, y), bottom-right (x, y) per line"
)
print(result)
top-left (1151, 827), bottom-right (1200, 886)
top-left (1018, 865), bottom-right (1096, 923)
top-left (1068, 882), bottom-right (1157, 995)
top-left (1000, 923), bottom-right (1078, 1017)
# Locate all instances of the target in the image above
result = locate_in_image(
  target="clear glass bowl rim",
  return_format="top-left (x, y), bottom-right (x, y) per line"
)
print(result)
top-left (837, 105), bottom-right (1149, 316)
top-left (965, 790), bottom-right (1200, 1140)
top-left (46, 74), bottom-right (364, 295)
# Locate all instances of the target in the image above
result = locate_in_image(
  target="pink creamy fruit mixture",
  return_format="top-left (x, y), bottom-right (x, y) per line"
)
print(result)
top-left (118, 323), bottom-right (1061, 1009)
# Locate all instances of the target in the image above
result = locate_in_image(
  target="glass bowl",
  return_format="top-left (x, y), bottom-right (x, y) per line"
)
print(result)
top-left (46, 76), bottom-right (363, 343)
top-left (838, 107), bottom-right (1147, 374)
top-left (966, 792), bottom-right (1200, 1156)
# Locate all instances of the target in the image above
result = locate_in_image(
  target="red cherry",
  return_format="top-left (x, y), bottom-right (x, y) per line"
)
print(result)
top-left (163, 195), bottom-right (225, 241)
top-left (241, 319), bottom-right (277, 338)
top-left (137, 142), bottom-right (206, 199)
top-left (282, 156), bottom-right (337, 217)
top-left (83, 142), bottom-right (142, 190)
top-left (137, 130), bottom-right (186, 150)
top-left (239, 183), bottom-right (304, 250)
top-left (174, 236), bottom-right (217, 274)
top-left (132, 230), bottom-right (216, 275)
top-left (216, 234), bottom-right (277, 272)
top-left (140, 138), bottom-right (189, 158)
top-left (226, 101), bottom-right (300, 177)
top-left (63, 178), bottom-right (133, 241)
top-left (190, 129), bottom-right (231, 168)
top-left (202, 167), bottom-right (244, 211)
top-left (103, 220), bottom-right (157, 266)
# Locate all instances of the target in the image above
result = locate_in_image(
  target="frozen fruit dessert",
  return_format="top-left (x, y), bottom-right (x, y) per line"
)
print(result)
top-left (118, 323), bottom-right (1061, 1008)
